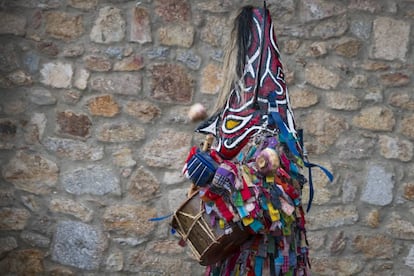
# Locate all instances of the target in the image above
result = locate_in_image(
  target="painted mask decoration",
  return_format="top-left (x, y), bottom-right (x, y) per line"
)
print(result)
top-left (197, 6), bottom-right (298, 160)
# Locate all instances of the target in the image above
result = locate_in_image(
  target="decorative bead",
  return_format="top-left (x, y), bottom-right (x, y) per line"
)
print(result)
top-left (256, 148), bottom-right (280, 175)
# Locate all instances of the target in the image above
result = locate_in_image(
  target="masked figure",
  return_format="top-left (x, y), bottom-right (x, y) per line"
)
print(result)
top-left (190, 5), bottom-right (313, 276)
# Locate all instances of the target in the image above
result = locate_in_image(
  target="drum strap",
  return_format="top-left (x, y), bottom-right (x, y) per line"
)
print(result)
top-left (268, 91), bottom-right (334, 212)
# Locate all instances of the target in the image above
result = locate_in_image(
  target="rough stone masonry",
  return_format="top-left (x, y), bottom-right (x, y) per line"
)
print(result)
top-left (0, 0), bottom-right (413, 275)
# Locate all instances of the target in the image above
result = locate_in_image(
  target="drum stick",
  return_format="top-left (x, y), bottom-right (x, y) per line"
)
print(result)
top-left (202, 134), bottom-right (214, 152)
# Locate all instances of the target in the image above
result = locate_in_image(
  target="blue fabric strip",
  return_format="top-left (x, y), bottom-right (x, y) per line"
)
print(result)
top-left (267, 92), bottom-right (300, 158)
top-left (250, 220), bottom-right (264, 233)
top-left (268, 111), bottom-right (300, 158)
top-left (148, 213), bottom-right (173, 222)
top-left (304, 161), bottom-right (334, 212)
top-left (237, 206), bottom-right (248, 218)
top-left (255, 256), bottom-right (264, 276)
top-left (304, 161), bottom-right (334, 182)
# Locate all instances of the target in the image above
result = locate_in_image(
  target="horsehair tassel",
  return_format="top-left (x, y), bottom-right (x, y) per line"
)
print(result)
top-left (202, 134), bottom-right (214, 152)
top-left (253, 0), bottom-right (267, 109)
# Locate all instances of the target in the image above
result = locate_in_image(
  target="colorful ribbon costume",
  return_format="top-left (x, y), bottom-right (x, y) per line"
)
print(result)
top-left (179, 4), bottom-right (333, 275)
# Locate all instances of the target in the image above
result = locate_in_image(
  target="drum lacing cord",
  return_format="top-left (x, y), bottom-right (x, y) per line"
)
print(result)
top-left (173, 206), bottom-right (218, 244)
top-left (176, 211), bottom-right (203, 241)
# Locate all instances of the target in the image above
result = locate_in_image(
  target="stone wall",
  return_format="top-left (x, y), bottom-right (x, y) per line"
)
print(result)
top-left (0, 0), bottom-right (413, 275)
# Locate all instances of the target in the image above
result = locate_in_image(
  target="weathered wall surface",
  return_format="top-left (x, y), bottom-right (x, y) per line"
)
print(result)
top-left (0, 0), bottom-right (413, 275)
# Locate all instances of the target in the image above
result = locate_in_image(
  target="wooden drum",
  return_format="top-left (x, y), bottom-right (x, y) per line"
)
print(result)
top-left (171, 192), bottom-right (250, 266)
